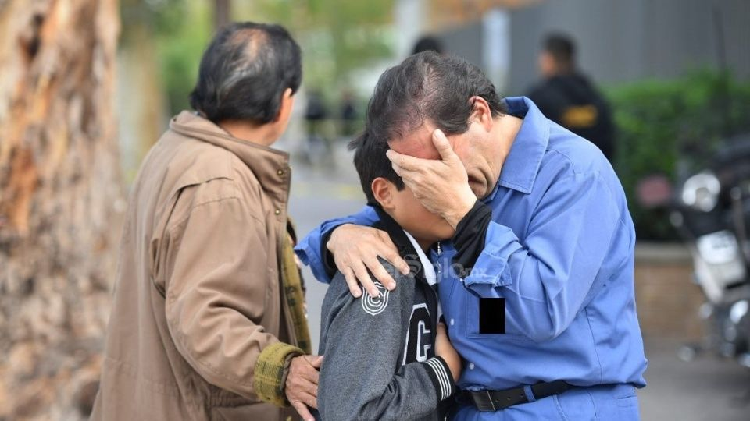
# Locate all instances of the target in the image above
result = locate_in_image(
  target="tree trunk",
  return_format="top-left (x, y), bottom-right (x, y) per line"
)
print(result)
top-left (214, 0), bottom-right (232, 30)
top-left (0, 0), bottom-right (122, 419)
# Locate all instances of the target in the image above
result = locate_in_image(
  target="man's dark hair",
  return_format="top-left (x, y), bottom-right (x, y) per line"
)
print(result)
top-left (350, 132), bottom-right (405, 206)
top-left (365, 52), bottom-right (505, 149)
top-left (543, 33), bottom-right (576, 68)
top-left (351, 52), bottom-right (504, 204)
top-left (190, 22), bottom-right (302, 125)
top-left (411, 35), bottom-right (444, 55)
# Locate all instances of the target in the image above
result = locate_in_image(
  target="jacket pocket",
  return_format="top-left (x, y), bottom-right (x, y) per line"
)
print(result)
top-left (615, 386), bottom-right (638, 408)
top-left (461, 285), bottom-right (527, 340)
top-left (554, 390), bottom-right (596, 421)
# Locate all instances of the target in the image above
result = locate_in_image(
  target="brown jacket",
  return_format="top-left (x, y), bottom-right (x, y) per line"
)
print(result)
top-left (91, 111), bottom-right (309, 421)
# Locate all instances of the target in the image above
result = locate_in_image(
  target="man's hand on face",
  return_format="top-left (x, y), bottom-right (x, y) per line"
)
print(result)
top-left (328, 225), bottom-right (410, 298)
top-left (286, 355), bottom-right (323, 421)
top-left (387, 129), bottom-right (477, 228)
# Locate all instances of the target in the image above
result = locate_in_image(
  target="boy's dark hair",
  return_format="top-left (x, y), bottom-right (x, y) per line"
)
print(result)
top-left (543, 33), bottom-right (576, 68)
top-left (190, 22), bottom-right (302, 125)
top-left (350, 132), bottom-right (405, 206)
top-left (365, 52), bottom-right (505, 151)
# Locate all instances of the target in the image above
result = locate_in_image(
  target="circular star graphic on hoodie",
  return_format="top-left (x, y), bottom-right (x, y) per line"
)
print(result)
top-left (361, 281), bottom-right (389, 316)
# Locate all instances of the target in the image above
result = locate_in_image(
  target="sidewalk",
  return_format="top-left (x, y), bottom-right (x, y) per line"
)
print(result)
top-left (640, 338), bottom-right (750, 421)
top-left (282, 136), bottom-right (364, 201)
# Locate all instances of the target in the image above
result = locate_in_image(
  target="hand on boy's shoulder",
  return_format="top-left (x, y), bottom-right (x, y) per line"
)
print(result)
top-left (327, 224), bottom-right (410, 297)
top-left (329, 261), bottom-right (413, 314)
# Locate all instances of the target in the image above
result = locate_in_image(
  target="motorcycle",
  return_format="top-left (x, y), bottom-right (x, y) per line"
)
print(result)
top-left (639, 133), bottom-right (750, 367)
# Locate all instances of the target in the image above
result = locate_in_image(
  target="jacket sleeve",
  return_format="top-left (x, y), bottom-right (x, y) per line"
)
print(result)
top-left (294, 205), bottom-right (379, 284)
top-left (318, 269), bottom-right (455, 421)
top-left (460, 171), bottom-right (628, 342)
top-left (162, 193), bottom-right (303, 405)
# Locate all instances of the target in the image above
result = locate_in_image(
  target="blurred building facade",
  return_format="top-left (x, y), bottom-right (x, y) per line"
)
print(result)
top-left (397, 0), bottom-right (750, 94)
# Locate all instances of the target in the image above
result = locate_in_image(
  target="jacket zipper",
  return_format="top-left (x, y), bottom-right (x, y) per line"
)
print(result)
top-left (435, 241), bottom-right (442, 281)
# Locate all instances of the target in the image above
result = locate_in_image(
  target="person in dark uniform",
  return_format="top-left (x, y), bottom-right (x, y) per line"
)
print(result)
top-left (412, 35), bottom-right (444, 55)
top-left (303, 89), bottom-right (332, 163)
top-left (339, 90), bottom-right (358, 138)
top-left (527, 33), bottom-right (616, 162)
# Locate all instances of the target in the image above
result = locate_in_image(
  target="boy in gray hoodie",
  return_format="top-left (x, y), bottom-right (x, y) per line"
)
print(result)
top-left (315, 132), bottom-right (461, 421)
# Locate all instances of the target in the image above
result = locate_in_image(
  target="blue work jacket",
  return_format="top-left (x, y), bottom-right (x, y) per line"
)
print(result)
top-left (296, 97), bottom-right (647, 420)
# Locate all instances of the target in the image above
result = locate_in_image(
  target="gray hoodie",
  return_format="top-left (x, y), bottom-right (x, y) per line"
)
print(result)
top-left (316, 211), bottom-right (456, 421)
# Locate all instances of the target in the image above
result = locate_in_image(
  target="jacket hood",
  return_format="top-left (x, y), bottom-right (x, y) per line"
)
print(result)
top-left (168, 111), bottom-right (291, 204)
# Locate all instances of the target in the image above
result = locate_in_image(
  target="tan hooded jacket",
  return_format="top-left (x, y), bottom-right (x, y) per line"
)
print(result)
top-left (91, 111), bottom-right (310, 421)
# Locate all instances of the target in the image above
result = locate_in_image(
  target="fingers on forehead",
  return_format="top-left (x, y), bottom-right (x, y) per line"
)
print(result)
top-left (398, 155), bottom-right (423, 167)
top-left (390, 131), bottom-right (441, 160)
top-left (393, 156), bottom-right (424, 171)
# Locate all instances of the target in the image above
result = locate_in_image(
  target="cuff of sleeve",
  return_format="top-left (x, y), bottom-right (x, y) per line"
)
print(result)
top-left (424, 356), bottom-right (456, 402)
top-left (295, 238), bottom-right (333, 285)
top-left (253, 342), bottom-right (305, 407)
top-left (321, 228), bottom-right (338, 278)
top-left (454, 201), bottom-right (491, 243)
top-left (464, 222), bottom-right (521, 290)
top-left (294, 240), bottom-right (313, 266)
top-left (452, 202), bottom-right (492, 277)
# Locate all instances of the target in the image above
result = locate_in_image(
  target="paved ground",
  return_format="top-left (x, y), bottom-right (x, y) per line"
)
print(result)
top-left (285, 141), bottom-right (750, 421)
top-left (639, 339), bottom-right (750, 421)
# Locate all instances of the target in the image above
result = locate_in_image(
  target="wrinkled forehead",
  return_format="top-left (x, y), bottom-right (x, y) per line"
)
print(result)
top-left (386, 123), bottom-right (441, 160)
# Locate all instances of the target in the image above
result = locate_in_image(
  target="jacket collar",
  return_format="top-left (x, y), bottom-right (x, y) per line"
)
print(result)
top-left (404, 231), bottom-right (437, 286)
top-left (494, 97), bottom-right (550, 195)
top-left (169, 111), bottom-right (291, 205)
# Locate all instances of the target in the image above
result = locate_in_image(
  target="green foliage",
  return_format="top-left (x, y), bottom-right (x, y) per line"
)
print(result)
top-left (608, 71), bottom-right (750, 241)
top-left (122, 0), bottom-right (395, 116)
top-left (120, 0), bottom-right (211, 115)
top-left (155, 3), bottom-right (212, 114)
top-left (250, 0), bottom-right (395, 90)
top-left (119, 0), bottom-right (190, 46)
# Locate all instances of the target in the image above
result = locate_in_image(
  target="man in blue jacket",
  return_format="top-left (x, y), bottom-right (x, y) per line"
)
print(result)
top-left (297, 52), bottom-right (647, 420)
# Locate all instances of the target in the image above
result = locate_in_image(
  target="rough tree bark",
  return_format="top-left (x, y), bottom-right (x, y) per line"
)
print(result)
top-left (0, 0), bottom-right (122, 419)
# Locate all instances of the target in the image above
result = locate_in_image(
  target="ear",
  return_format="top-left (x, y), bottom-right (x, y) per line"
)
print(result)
top-left (274, 88), bottom-right (294, 122)
top-left (469, 96), bottom-right (493, 132)
top-left (371, 178), bottom-right (395, 211)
